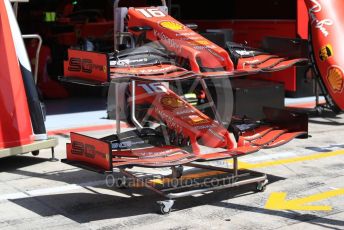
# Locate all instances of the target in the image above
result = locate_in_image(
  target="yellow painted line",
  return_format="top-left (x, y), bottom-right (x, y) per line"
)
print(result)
top-left (150, 149), bottom-right (344, 185)
top-left (236, 149), bottom-right (344, 169)
top-left (265, 188), bottom-right (344, 211)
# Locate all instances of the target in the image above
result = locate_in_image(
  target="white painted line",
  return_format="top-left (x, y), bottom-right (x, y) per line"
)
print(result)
top-left (0, 180), bottom-right (106, 201)
top-left (241, 144), bottom-right (344, 163)
top-left (241, 151), bottom-right (300, 163)
top-left (27, 184), bottom-right (81, 196)
top-left (0, 192), bottom-right (30, 200)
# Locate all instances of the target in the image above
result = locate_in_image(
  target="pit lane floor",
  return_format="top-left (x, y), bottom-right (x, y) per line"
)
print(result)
top-left (0, 111), bottom-right (344, 230)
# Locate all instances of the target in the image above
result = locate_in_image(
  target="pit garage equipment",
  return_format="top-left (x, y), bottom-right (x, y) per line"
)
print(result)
top-left (0, 0), bottom-right (57, 159)
top-left (60, 1), bottom-right (309, 214)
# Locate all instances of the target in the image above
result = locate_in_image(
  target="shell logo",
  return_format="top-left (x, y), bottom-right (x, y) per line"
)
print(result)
top-left (327, 66), bottom-right (344, 93)
top-left (196, 40), bottom-right (210, 45)
top-left (159, 21), bottom-right (184, 31)
top-left (161, 96), bottom-right (185, 109)
top-left (189, 40), bottom-right (210, 46)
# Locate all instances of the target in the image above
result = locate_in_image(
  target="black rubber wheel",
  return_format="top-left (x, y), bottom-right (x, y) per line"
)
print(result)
top-left (157, 200), bottom-right (174, 214)
top-left (32, 150), bottom-right (40, 156)
top-left (256, 183), bottom-right (267, 192)
top-left (175, 166), bottom-right (184, 179)
top-left (115, 178), bottom-right (128, 189)
top-left (159, 204), bottom-right (171, 215)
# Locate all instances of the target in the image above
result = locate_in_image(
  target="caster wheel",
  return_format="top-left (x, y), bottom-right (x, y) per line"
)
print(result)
top-left (115, 178), bottom-right (129, 189)
top-left (315, 106), bottom-right (323, 116)
top-left (256, 179), bottom-right (268, 192)
top-left (32, 150), bottom-right (39, 156)
top-left (172, 166), bottom-right (184, 179)
top-left (157, 200), bottom-right (174, 215)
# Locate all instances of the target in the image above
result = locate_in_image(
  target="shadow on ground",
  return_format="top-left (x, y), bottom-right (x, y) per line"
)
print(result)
top-left (214, 201), bottom-right (344, 230)
top-left (1, 156), bottom-right (288, 224)
top-left (6, 155), bottom-right (342, 229)
top-left (9, 175), bottom-right (282, 223)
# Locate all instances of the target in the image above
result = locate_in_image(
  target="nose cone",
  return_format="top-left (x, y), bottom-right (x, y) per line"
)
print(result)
top-left (306, 0), bottom-right (344, 112)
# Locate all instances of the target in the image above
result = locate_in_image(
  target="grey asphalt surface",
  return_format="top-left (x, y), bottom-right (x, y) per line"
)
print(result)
top-left (1, 111), bottom-right (344, 230)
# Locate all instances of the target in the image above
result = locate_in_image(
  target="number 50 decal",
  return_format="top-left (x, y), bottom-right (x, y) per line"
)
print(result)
top-left (138, 83), bottom-right (168, 94)
top-left (136, 8), bottom-right (166, 18)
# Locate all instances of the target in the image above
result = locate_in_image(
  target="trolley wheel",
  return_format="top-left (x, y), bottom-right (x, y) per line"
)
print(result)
top-left (172, 165), bottom-right (184, 179)
top-left (157, 200), bottom-right (174, 215)
top-left (256, 179), bottom-right (268, 192)
top-left (115, 177), bottom-right (129, 189)
top-left (314, 106), bottom-right (323, 116)
top-left (32, 150), bottom-right (40, 156)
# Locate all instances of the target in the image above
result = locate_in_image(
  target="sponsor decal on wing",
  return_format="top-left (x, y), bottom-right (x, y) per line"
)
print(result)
top-left (159, 21), bottom-right (185, 31)
top-left (319, 44), bottom-right (333, 61)
top-left (327, 66), bottom-right (344, 93)
top-left (161, 96), bottom-right (185, 109)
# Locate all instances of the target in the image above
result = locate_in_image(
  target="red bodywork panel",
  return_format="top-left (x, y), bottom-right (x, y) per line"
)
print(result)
top-left (66, 133), bottom-right (112, 171)
top-left (0, 0), bottom-right (34, 148)
top-left (63, 49), bottom-right (109, 83)
top-left (305, 0), bottom-right (344, 111)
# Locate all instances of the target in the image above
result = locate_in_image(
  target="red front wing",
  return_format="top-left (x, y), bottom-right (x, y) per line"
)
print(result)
top-left (130, 81), bottom-right (236, 154)
top-left (127, 7), bottom-right (307, 74)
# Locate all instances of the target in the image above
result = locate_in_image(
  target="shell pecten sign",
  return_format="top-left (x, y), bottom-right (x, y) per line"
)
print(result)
top-left (327, 66), bottom-right (344, 93)
top-left (159, 21), bottom-right (185, 31)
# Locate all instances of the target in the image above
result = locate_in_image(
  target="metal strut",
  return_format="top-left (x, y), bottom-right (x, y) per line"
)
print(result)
top-left (131, 80), bottom-right (144, 130)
